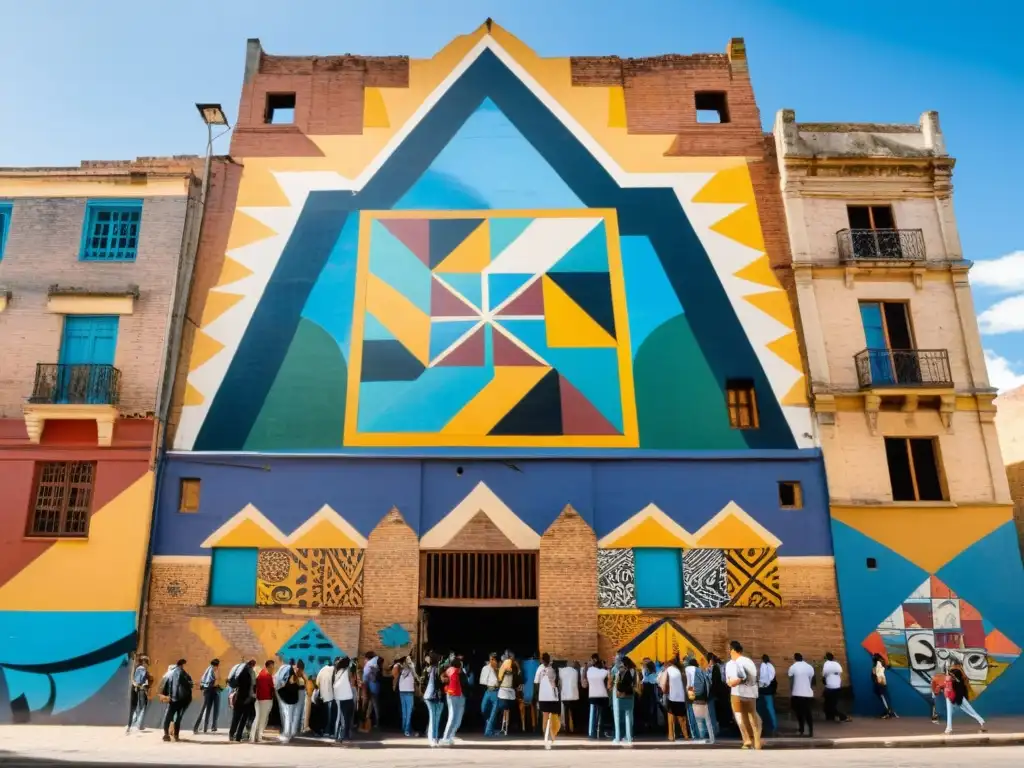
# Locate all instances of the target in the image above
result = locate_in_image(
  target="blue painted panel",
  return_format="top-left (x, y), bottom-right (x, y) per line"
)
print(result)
top-left (621, 235), bottom-right (683, 359)
top-left (79, 199), bottom-right (143, 262)
top-left (0, 202), bottom-right (12, 260)
top-left (634, 549), bottom-right (683, 608)
top-left (859, 302), bottom-right (894, 384)
top-left (302, 214), bottom-right (360, 361)
top-left (59, 316), bottom-right (118, 365)
top-left (368, 220), bottom-right (432, 313)
top-left (209, 548), bottom-right (258, 606)
top-left (0, 611), bottom-right (136, 666)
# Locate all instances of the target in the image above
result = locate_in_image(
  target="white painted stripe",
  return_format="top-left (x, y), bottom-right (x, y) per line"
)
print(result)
top-left (485, 217), bottom-right (601, 275)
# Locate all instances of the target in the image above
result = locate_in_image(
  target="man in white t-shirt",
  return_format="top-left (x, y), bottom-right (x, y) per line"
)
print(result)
top-left (788, 653), bottom-right (815, 736)
top-left (558, 663), bottom-right (580, 732)
top-left (315, 660), bottom-right (336, 737)
top-left (479, 654), bottom-right (500, 737)
top-left (725, 640), bottom-right (761, 750)
top-left (820, 652), bottom-right (851, 723)
top-left (585, 661), bottom-right (609, 739)
top-left (535, 654), bottom-right (561, 748)
top-left (661, 658), bottom-right (690, 741)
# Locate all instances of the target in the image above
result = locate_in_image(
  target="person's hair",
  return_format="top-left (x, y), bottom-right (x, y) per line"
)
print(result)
top-left (489, 652), bottom-right (498, 660)
top-left (761, 654), bottom-right (770, 663)
top-left (175, 658), bottom-right (186, 666)
top-left (872, 653), bottom-right (884, 665)
top-left (450, 657), bottom-right (462, 668)
top-left (138, 655), bottom-right (149, 664)
top-left (211, 658), bottom-right (220, 666)
top-left (825, 652), bottom-right (834, 661)
top-left (247, 659), bottom-right (256, 667)
top-left (729, 641), bottom-right (743, 654)
top-left (644, 660), bottom-right (655, 673)
top-left (339, 657), bottom-right (351, 670)
top-left (541, 653), bottom-right (551, 665)
top-left (288, 658), bottom-right (296, 665)
top-left (365, 651), bottom-right (375, 659)
top-left (793, 653), bottom-right (803, 662)
top-left (688, 658), bottom-right (699, 668)
top-left (623, 657), bottom-right (636, 670)
top-left (265, 659), bottom-right (275, 668)
top-left (295, 659), bottom-right (304, 669)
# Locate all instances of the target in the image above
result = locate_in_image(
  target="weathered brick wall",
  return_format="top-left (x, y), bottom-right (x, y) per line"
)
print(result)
top-left (0, 195), bottom-right (190, 418)
top-left (359, 509), bottom-right (420, 658)
top-left (443, 511), bottom-right (518, 550)
top-left (538, 506), bottom-right (598, 660)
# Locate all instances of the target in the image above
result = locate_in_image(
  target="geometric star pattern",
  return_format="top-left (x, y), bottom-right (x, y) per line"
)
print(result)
top-left (347, 210), bottom-right (638, 447)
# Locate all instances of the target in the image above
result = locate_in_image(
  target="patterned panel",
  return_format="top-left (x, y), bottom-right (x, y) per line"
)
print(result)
top-left (597, 613), bottom-right (658, 650)
top-left (597, 548), bottom-right (636, 609)
top-left (682, 548), bottom-right (728, 608)
top-left (256, 548), bottom-right (364, 608)
top-left (322, 549), bottom-right (365, 607)
top-left (725, 548), bottom-right (781, 608)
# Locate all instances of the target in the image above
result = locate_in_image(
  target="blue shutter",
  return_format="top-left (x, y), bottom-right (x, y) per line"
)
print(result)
top-left (209, 548), bottom-right (258, 606)
top-left (634, 548), bottom-right (684, 609)
top-left (57, 316), bottom-right (120, 404)
top-left (0, 203), bottom-right (12, 260)
top-left (859, 302), bottom-right (894, 384)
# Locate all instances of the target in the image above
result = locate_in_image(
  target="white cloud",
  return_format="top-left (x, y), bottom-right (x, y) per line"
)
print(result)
top-left (978, 294), bottom-right (1024, 335)
top-left (984, 349), bottom-right (1024, 393)
top-left (972, 251), bottom-right (1024, 292)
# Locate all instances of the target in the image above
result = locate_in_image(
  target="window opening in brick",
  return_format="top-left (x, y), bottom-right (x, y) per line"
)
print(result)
top-left (884, 437), bottom-right (945, 502)
top-left (179, 478), bottom-right (201, 513)
top-left (866, 558), bottom-right (877, 570)
top-left (695, 91), bottom-right (730, 124)
top-left (81, 200), bottom-right (142, 262)
top-left (778, 481), bottom-right (803, 509)
top-left (265, 93), bottom-right (296, 124)
top-left (28, 461), bottom-right (95, 537)
top-left (726, 379), bottom-right (759, 429)
top-left (847, 205), bottom-right (899, 258)
top-left (422, 551), bottom-right (537, 601)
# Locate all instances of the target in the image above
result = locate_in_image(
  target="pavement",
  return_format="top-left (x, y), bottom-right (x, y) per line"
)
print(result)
top-left (1, 718), bottom-right (1023, 766)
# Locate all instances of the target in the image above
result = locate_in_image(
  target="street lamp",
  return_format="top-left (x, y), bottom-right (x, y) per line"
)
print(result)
top-left (195, 103), bottom-right (229, 127)
top-left (194, 103), bottom-right (230, 206)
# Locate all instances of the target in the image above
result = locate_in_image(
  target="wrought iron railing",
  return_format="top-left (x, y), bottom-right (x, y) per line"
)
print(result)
top-left (837, 228), bottom-right (926, 261)
top-left (855, 349), bottom-right (952, 389)
top-left (421, 551), bottom-right (538, 601)
top-left (30, 363), bottom-right (121, 405)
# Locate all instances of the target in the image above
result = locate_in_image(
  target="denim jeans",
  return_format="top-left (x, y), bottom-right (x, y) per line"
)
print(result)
top-left (425, 699), bottom-right (444, 742)
top-left (757, 693), bottom-right (778, 733)
top-left (946, 699), bottom-right (985, 732)
top-left (400, 691), bottom-right (414, 734)
top-left (128, 688), bottom-right (148, 730)
top-left (692, 702), bottom-right (715, 743)
top-left (443, 695), bottom-right (465, 742)
top-left (616, 697), bottom-right (634, 743)
top-left (588, 698), bottom-right (606, 738)
top-left (193, 688), bottom-right (220, 732)
top-left (481, 689), bottom-right (498, 734)
top-left (335, 699), bottom-right (355, 741)
top-left (486, 696), bottom-right (511, 735)
top-left (611, 693), bottom-right (621, 741)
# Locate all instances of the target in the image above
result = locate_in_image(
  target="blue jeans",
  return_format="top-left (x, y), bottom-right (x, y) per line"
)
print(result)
top-left (481, 689), bottom-right (498, 734)
top-left (616, 697), bottom-right (634, 744)
top-left (757, 693), bottom-right (777, 733)
top-left (589, 698), bottom-right (606, 738)
top-left (612, 694), bottom-right (621, 741)
top-left (443, 695), bottom-right (465, 742)
top-left (335, 699), bottom-right (355, 741)
top-left (426, 699), bottom-right (444, 742)
top-left (400, 692), bottom-right (414, 735)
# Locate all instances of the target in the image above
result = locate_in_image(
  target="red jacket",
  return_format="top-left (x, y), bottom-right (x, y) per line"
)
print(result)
top-left (255, 669), bottom-right (275, 701)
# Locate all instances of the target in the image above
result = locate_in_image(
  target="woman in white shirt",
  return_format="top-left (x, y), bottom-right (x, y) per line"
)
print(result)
top-left (585, 660), bottom-right (609, 739)
top-left (534, 654), bottom-right (561, 749)
top-left (660, 657), bottom-right (690, 741)
top-left (332, 658), bottom-right (358, 744)
top-left (871, 654), bottom-right (897, 719)
top-left (392, 656), bottom-right (417, 737)
top-left (558, 663), bottom-right (580, 732)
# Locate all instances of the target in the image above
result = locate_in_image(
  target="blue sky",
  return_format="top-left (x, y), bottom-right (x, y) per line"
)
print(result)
top-left (2, 0), bottom-right (1021, 389)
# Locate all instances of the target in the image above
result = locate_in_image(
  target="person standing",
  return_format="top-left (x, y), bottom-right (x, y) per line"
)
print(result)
top-left (488, 652), bottom-right (518, 736)
top-left (440, 657), bottom-right (466, 745)
top-left (708, 654), bottom-right (730, 737)
top-left (661, 656), bottom-right (690, 742)
top-left (534, 654), bottom-right (562, 749)
top-left (228, 659), bottom-right (257, 743)
top-left (613, 657), bottom-right (638, 747)
top-left (787, 653), bottom-right (815, 737)
top-left (821, 652), bottom-right (852, 723)
top-left (585, 658), bottom-right (609, 739)
top-left (608, 654), bottom-right (622, 743)
top-left (687, 659), bottom-right (714, 744)
top-left (333, 657), bottom-right (359, 745)
top-left (277, 659), bottom-right (306, 743)
top-left (160, 659), bottom-right (193, 742)
top-left (127, 655), bottom-right (151, 733)
top-left (480, 654), bottom-right (500, 736)
top-left (725, 641), bottom-right (761, 750)
top-left (192, 658), bottom-right (222, 734)
top-left (871, 654), bottom-right (897, 719)
top-left (756, 655), bottom-right (778, 738)
top-left (251, 660), bottom-right (276, 743)
top-left (639, 659), bottom-right (658, 733)
top-left (394, 655), bottom-right (417, 736)
top-left (316, 658), bottom-right (337, 738)
top-left (558, 661), bottom-right (580, 733)
top-left (360, 652), bottom-right (381, 732)
top-left (420, 653), bottom-right (444, 746)
top-left (943, 660), bottom-right (987, 735)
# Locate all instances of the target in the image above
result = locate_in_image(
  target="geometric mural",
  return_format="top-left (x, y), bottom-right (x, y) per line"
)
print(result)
top-left (862, 575), bottom-right (1021, 702)
top-left (597, 548), bottom-right (636, 609)
top-left (725, 547), bottom-right (782, 608)
top-left (347, 211), bottom-right (636, 447)
top-left (682, 548), bottom-right (729, 608)
top-left (277, 620), bottom-right (345, 672)
top-left (256, 548), bottom-right (364, 608)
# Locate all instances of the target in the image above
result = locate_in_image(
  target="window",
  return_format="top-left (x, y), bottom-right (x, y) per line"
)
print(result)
top-left (778, 481), bottom-right (803, 509)
top-left (846, 205), bottom-right (900, 258)
top-left (209, 548), bottom-right (258, 606)
top-left (0, 201), bottom-right (12, 260)
top-left (28, 461), bottom-right (95, 537)
top-left (860, 302), bottom-right (920, 385)
top-left (179, 478), bottom-right (201, 513)
top-left (80, 200), bottom-right (143, 261)
top-left (726, 379), bottom-right (758, 429)
top-left (866, 558), bottom-right (878, 570)
top-left (695, 91), bottom-right (730, 123)
top-left (265, 93), bottom-right (296, 124)
top-left (634, 548), bottom-right (684, 608)
top-left (884, 437), bottom-right (945, 501)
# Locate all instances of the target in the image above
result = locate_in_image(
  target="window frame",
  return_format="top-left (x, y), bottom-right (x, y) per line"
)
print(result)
top-left (884, 436), bottom-right (947, 502)
top-left (0, 201), bottom-right (12, 260)
top-left (778, 481), bottom-right (803, 510)
top-left (859, 300), bottom-right (916, 351)
top-left (725, 379), bottom-right (759, 430)
top-left (26, 461), bottom-right (96, 538)
top-left (79, 198), bottom-right (144, 262)
top-left (178, 478), bottom-right (201, 513)
top-left (264, 92), bottom-right (297, 124)
top-left (846, 204), bottom-right (896, 231)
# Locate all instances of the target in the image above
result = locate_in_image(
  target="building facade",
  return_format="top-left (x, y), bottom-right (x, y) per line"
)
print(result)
top-left (0, 159), bottom-right (203, 723)
top-left (775, 111), bottom-right (1024, 715)
top-left (144, 21), bottom-right (844, 725)
top-left (994, 385), bottom-right (1024, 555)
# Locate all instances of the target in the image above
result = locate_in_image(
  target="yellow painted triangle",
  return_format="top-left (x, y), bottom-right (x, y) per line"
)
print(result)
top-left (246, 618), bottom-right (307, 657)
top-left (734, 255), bottom-right (780, 289)
top-left (696, 514), bottom-right (773, 549)
top-left (443, 365), bottom-right (550, 435)
top-left (215, 257), bottom-right (254, 288)
top-left (201, 291), bottom-right (245, 326)
top-left (236, 163), bottom-right (290, 207)
top-left (227, 210), bottom-right (278, 250)
top-left (364, 87), bottom-right (390, 129)
top-left (606, 516), bottom-right (692, 549)
top-left (542, 275), bottom-right (616, 348)
top-left (781, 376), bottom-right (809, 406)
top-left (189, 617), bottom-right (232, 659)
top-left (744, 289), bottom-right (795, 329)
top-left (608, 87), bottom-right (627, 128)
top-left (832, 505), bottom-right (1012, 573)
top-left (434, 220), bottom-right (490, 273)
top-left (366, 274), bottom-right (431, 365)
top-left (692, 164), bottom-right (755, 205)
top-left (214, 518), bottom-right (283, 548)
top-left (767, 332), bottom-right (804, 371)
top-left (190, 329), bottom-right (226, 371)
top-left (183, 382), bottom-right (205, 406)
top-left (710, 204), bottom-right (764, 252)
top-left (289, 518), bottom-right (359, 549)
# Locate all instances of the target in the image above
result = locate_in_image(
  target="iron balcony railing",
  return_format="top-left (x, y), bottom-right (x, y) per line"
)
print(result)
top-left (855, 349), bottom-right (952, 389)
top-left (30, 363), bottom-right (121, 406)
top-left (837, 228), bottom-right (926, 261)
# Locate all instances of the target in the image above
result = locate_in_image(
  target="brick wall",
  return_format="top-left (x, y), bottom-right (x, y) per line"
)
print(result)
top-left (538, 506), bottom-right (598, 660)
top-left (359, 508), bottom-right (420, 658)
top-left (1009, 462), bottom-right (1024, 556)
top-left (0, 195), bottom-right (191, 418)
top-left (443, 511), bottom-right (517, 550)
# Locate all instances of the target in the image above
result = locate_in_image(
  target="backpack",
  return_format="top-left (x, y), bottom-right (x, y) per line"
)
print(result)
top-left (275, 664), bottom-right (293, 690)
top-left (691, 668), bottom-right (709, 702)
top-left (227, 662), bottom-right (244, 688)
top-left (616, 668), bottom-right (635, 697)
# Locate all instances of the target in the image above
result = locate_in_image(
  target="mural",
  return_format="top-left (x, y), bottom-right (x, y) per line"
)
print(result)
top-left (597, 615), bottom-right (708, 666)
top-left (256, 548), bottom-right (365, 608)
top-left (174, 22), bottom-right (812, 453)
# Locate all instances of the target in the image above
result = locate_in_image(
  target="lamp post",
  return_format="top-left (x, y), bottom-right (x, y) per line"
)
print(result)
top-left (194, 103), bottom-right (229, 206)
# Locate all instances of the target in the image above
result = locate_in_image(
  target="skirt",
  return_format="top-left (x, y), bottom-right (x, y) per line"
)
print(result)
top-left (667, 700), bottom-right (688, 717)
top-left (539, 701), bottom-right (560, 714)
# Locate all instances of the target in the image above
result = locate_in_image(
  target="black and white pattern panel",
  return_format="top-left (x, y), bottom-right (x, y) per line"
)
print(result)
top-left (682, 548), bottom-right (729, 608)
top-left (597, 548), bottom-right (637, 609)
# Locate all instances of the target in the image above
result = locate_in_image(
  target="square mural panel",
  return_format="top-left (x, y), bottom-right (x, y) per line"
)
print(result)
top-left (862, 576), bottom-right (1022, 701)
top-left (597, 548), bottom-right (636, 609)
top-left (682, 548), bottom-right (729, 608)
top-left (256, 548), bottom-right (364, 608)
top-left (725, 547), bottom-right (781, 608)
top-left (344, 210), bottom-right (638, 447)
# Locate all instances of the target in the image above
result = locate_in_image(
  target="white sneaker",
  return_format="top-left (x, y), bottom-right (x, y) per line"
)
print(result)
top-left (611, 739), bottom-right (620, 745)
top-left (623, 742), bottom-right (633, 748)
top-left (429, 739), bottom-right (437, 747)
top-left (944, 729), bottom-right (952, 735)
top-left (544, 741), bottom-right (552, 750)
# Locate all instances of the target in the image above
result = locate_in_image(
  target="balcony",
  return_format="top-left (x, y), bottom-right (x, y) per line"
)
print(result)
top-left (837, 228), bottom-right (926, 262)
top-left (855, 349), bottom-right (953, 389)
top-left (23, 364), bottom-right (121, 447)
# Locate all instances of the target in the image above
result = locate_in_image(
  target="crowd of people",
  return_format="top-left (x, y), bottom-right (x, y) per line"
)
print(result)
top-left (122, 640), bottom-right (988, 748)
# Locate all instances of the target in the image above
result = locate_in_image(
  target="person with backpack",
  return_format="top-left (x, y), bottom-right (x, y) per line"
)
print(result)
top-left (533, 653), bottom-right (561, 749)
top-left (943, 659), bottom-right (987, 735)
top-left (419, 653), bottom-right (444, 746)
top-left (613, 656), bottom-right (638, 747)
top-left (192, 658), bottom-right (222, 734)
top-left (159, 659), bottom-right (193, 742)
top-left (687, 658), bottom-right (714, 744)
top-left (360, 652), bottom-right (382, 733)
top-left (276, 659), bottom-right (306, 743)
top-left (227, 659), bottom-right (257, 742)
